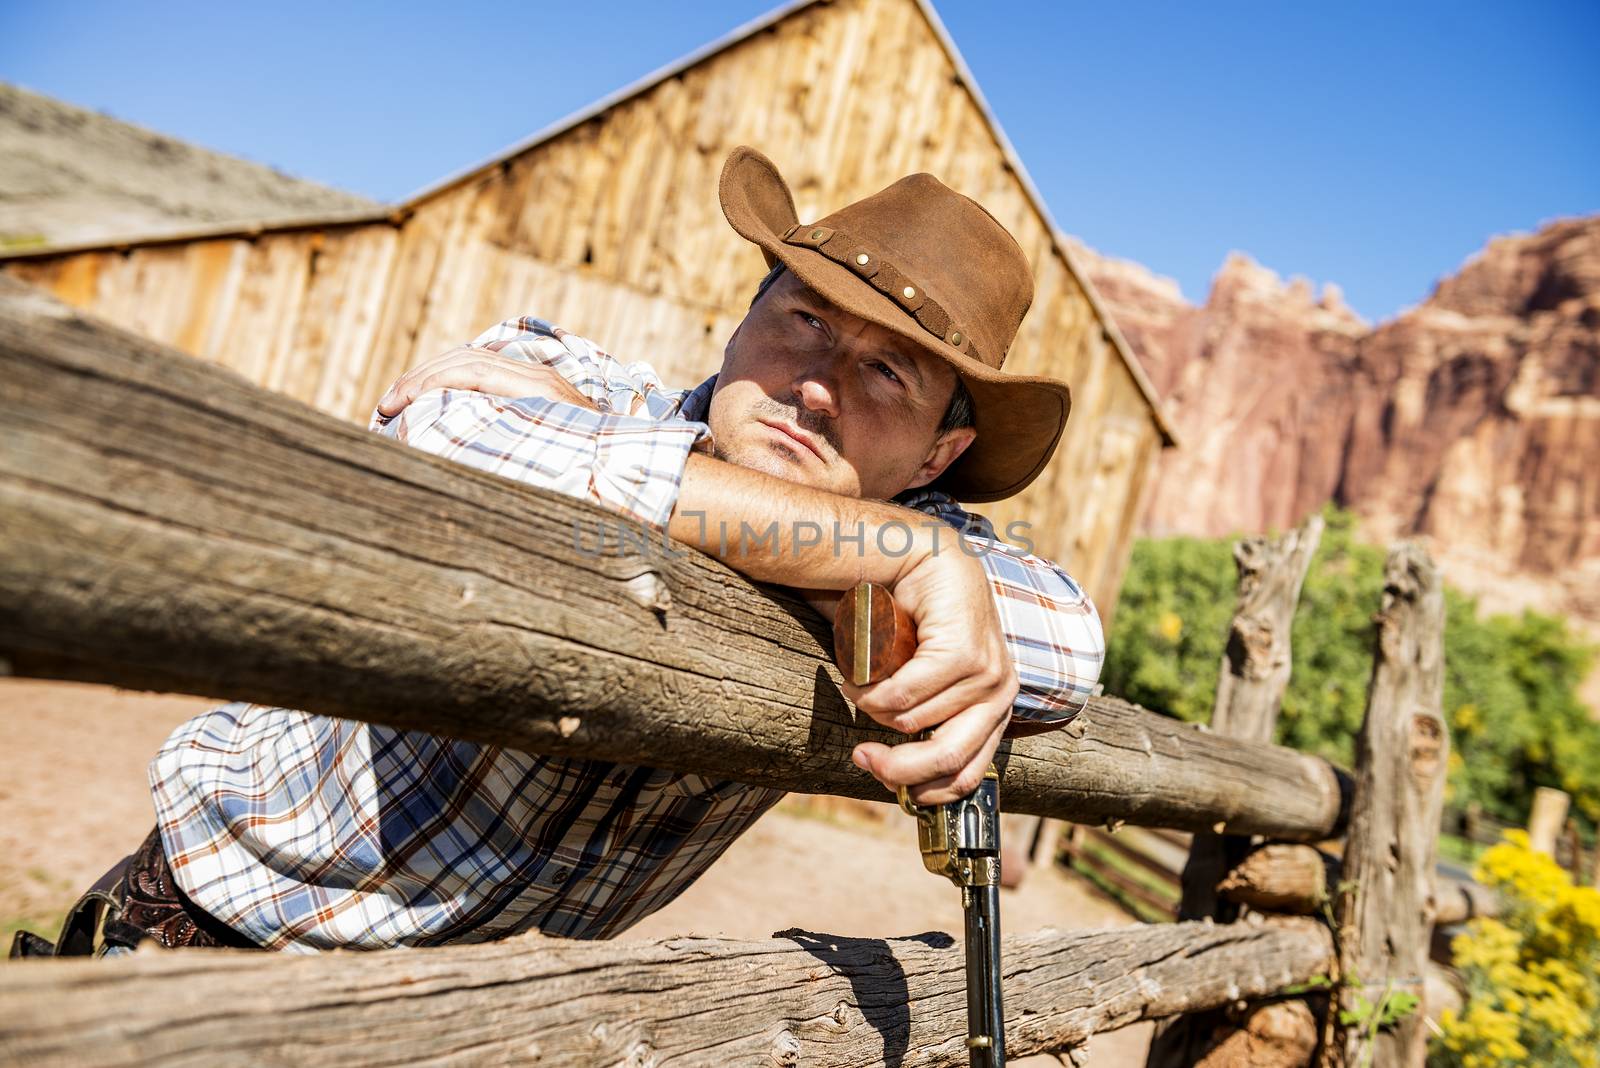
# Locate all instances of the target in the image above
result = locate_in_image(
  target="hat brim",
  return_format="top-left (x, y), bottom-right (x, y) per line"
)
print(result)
top-left (719, 147), bottom-right (1071, 504)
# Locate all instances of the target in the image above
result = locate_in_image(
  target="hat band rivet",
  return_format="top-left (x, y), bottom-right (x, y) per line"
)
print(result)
top-left (777, 221), bottom-right (982, 362)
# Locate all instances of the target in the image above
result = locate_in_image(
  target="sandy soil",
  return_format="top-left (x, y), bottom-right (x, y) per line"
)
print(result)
top-left (0, 678), bottom-right (1149, 1065)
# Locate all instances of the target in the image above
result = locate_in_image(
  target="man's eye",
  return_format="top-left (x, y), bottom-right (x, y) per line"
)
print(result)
top-left (870, 361), bottom-right (902, 385)
top-left (798, 312), bottom-right (824, 331)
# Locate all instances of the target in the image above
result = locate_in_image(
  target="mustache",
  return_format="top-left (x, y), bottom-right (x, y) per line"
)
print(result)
top-left (750, 399), bottom-right (841, 456)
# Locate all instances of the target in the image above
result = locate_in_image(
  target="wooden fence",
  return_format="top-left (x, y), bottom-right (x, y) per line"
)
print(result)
top-left (1061, 824), bottom-right (1187, 923)
top-left (1442, 798), bottom-right (1598, 885)
top-left (1061, 821), bottom-right (1511, 929)
top-left (0, 280), bottom-right (1467, 1066)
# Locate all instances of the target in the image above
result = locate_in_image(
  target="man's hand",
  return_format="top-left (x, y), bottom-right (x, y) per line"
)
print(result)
top-left (846, 550), bottom-right (1018, 807)
top-left (377, 346), bottom-right (597, 417)
top-left (670, 454), bottom-right (1021, 807)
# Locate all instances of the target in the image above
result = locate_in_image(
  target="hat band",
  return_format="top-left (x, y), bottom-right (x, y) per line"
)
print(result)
top-left (782, 224), bottom-right (981, 361)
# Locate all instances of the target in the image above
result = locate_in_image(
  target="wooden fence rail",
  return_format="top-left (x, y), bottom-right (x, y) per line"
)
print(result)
top-left (0, 278), bottom-right (1350, 840)
top-left (1065, 831), bottom-right (1497, 928)
top-left (0, 919), bottom-right (1334, 1066)
top-left (1442, 802), bottom-right (1597, 884)
top-left (1062, 825), bottom-right (1184, 921)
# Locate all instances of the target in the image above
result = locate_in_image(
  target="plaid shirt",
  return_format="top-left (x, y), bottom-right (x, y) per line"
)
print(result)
top-left (149, 317), bottom-right (1104, 951)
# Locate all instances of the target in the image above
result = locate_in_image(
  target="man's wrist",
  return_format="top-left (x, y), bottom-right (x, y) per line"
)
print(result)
top-left (669, 452), bottom-right (940, 591)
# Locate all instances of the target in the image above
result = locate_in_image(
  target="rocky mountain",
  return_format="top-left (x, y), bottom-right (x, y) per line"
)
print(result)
top-left (0, 82), bottom-right (377, 251)
top-left (1073, 216), bottom-right (1600, 641)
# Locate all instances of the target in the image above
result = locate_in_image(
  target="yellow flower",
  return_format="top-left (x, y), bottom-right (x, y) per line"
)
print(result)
top-left (1434, 831), bottom-right (1600, 1066)
top-left (1156, 611), bottom-right (1183, 643)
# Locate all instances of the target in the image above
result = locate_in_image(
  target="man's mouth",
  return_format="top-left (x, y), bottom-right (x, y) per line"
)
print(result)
top-left (759, 419), bottom-right (826, 463)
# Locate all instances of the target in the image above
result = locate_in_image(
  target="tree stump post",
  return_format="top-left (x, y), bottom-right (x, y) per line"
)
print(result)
top-left (1318, 544), bottom-right (1448, 1068)
top-left (1146, 514), bottom-right (1323, 1068)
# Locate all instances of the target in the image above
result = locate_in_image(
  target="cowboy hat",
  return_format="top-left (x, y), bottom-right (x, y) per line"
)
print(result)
top-left (718, 146), bottom-right (1071, 503)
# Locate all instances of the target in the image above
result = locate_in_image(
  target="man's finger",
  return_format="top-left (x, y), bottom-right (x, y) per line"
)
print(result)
top-left (851, 708), bottom-right (1007, 806)
top-left (412, 363), bottom-right (513, 402)
top-left (845, 636), bottom-right (1008, 722)
top-left (385, 360), bottom-right (592, 416)
top-left (854, 698), bottom-right (1007, 795)
top-left (903, 711), bottom-right (1009, 807)
top-left (845, 667), bottom-right (1002, 734)
top-left (377, 349), bottom-right (486, 413)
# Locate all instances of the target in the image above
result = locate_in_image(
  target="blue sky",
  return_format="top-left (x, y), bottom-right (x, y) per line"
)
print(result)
top-left (2, 1), bottom-right (1595, 321)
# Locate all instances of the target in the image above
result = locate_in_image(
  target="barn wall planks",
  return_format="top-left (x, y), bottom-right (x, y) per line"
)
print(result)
top-left (0, 0), bottom-right (1166, 619)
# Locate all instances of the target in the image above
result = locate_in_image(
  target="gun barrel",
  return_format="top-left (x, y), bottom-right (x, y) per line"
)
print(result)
top-left (964, 882), bottom-right (1006, 1067)
top-left (833, 582), bottom-right (1007, 1065)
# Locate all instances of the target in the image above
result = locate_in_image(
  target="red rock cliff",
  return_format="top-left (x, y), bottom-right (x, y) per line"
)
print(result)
top-left (1070, 215), bottom-right (1600, 631)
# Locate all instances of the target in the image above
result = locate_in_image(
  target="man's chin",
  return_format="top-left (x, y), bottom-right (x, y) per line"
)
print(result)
top-left (715, 442), bottom-right (836, 493)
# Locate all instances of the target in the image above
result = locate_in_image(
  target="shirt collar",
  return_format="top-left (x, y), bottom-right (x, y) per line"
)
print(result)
top-left (678, 373), bottom-right (717, 423)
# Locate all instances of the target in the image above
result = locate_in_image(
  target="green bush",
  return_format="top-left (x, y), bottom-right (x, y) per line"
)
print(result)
top-left (1102, 507), bottom-right (1599, 830)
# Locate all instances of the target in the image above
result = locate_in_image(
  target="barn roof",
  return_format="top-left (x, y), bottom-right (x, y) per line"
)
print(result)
top-left (3, 0), bottom-right (1170, 438)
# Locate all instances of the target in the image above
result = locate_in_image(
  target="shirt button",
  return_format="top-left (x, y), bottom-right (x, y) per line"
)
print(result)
top-left (550, 866), bottom-right (571, 883)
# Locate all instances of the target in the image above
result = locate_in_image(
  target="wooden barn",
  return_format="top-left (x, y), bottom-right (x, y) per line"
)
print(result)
top-left (1, 0), bottom-right (1173, 620)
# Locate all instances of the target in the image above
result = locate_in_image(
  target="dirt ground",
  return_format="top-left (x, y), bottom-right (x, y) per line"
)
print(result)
top-left (0, 678), bottom-right (1150, 1065)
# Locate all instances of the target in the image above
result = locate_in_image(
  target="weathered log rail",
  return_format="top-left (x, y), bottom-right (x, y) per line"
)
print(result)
top-left (1066, 832), bottom-right (1496, 927)
top-left (0, 278), bottom-right (1348, 840)
top-left (1217, 844), bottom-right (1497, 927)
top-left (0, 919), bottom-right (1334, 1066)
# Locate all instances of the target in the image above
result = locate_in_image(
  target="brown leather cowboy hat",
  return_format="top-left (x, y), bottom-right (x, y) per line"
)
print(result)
top-left (719, 146), bottom-right (1071, 503)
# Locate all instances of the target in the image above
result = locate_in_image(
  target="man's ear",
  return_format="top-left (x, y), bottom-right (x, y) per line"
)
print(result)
top-left (902, 426), bottom-right (976, 492)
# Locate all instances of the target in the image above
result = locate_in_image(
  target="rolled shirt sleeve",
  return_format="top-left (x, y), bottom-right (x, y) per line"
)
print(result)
top-left (380, 389), bottom-right (707, 532)
top-left (467, 316), bottom-right (685, 419)
top-left (896, 488), bottom-right (1105, 724)
top-left (973, 539), bottom-right (1105, 721)
top-left (368, 315), bottom-right (710, 531)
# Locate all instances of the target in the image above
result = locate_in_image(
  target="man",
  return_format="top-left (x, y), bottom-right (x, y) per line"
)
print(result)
top-left (14, 147), bottom-right (1102, 957)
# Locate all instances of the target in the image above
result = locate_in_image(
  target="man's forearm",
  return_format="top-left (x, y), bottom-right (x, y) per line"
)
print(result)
top-left (667, 452), bottom-right (946, 593)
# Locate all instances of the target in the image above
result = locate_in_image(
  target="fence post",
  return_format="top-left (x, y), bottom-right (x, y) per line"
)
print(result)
top-left (1527, 787), bottom-right (1570, 856)
top-left (1145, 514), bottom-right (1323, 1068)
top-left (1319, 544), bottom-right (1448, 1068)
top-left (1559, 817), bottom-right (1582, 877)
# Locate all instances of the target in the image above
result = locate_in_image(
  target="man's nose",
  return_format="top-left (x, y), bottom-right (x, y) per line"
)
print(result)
top-left (791, 358), bottom-right (841, 420)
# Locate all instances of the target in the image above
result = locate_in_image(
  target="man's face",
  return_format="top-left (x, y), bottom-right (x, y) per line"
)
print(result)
top-left (707, 270), bottom-right (975, 500)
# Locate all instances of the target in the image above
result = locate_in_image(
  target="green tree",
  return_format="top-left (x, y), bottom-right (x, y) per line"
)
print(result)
top-left (1102, 507), bottom-right (1599, 829)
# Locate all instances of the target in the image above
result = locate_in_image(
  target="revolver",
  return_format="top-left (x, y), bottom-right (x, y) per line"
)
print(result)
top-left (834, 581), bottom-right (1007, 1068)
